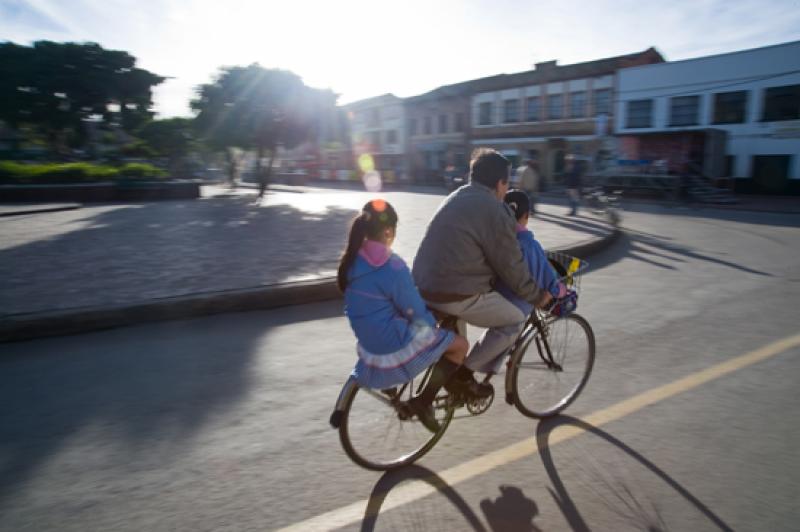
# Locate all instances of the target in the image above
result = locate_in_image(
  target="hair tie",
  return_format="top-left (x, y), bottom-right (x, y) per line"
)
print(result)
top-left (509, 201), bottom-right (518, 212)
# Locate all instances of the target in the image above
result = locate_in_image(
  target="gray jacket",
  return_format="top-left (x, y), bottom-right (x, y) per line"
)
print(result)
top-left (412, 183), bottom-right (548, 306)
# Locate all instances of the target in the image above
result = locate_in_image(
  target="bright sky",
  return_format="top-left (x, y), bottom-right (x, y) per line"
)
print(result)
top-left (3, 0), bottom-right (800, 117)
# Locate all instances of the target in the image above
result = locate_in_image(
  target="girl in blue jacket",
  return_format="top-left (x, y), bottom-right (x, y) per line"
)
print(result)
top-left (337, 199), bottom-right (468, 432)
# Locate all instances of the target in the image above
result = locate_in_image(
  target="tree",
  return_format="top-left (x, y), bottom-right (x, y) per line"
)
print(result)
top-left (136, 118), bottom-right (195, 174)
top-left (0, 41), bottom-right (164, 156)
top-left (192, 64), bottom-right (337, 197)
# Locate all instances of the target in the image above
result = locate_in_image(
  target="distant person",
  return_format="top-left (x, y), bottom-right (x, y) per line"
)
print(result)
top-left (518, 159), bottom-right (540, 213)
top-left (338, 199), bottom-right (469, 433)
top-left (413, 148), bottom-right (553, 391)
top-left (497, 189), bottom-right (576, 322)
top-left (564, 155), bottom-right (583, 216)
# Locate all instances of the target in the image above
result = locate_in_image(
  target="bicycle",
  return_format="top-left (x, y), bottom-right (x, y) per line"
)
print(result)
top-left (583, 184), bottom-right (623, 225)
top-left (329, 252), bottom-right (595, 471)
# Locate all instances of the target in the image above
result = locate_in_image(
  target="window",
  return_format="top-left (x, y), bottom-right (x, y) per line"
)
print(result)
top-left (423, 116), bottom-right (431, 135)
top-left (408, 118), bottom-right (417, 136)
top-left (439, 114), bottom-right (448, 134)
top-left (548, 94), bottom-right (563, 120)
top-left (626, 99), bottom-right (653, 128)
top-left (369, 131), bottom-right (381, 147)
top-left (525, 96), bottom-right (540, 121)
top-left (570, 91), bottom-right (587, 118)
top-left (367, 108), bottom-right (380, 127)
top-left (670, 95), bottom-right (700, 126)
top-left (713, 91), bottom-right (748, 124)
top-left (455, 112), bottom-right (464, 132)
top-left (503, 99), bottom-right (520, 123)
top-left (386, 129), bottom-right (397, 144)
top-left (479, 102), bottom-right (493, 125)
top-left (593, 89), bottom-right (611, 116)
top-left (723, 155), bottom-right (735, 177)
top-left (762, 84), bottom-right (800, 122)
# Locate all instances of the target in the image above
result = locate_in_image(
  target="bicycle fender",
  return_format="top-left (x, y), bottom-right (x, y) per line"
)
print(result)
top-left (330, 375), bottom-right (358, 429)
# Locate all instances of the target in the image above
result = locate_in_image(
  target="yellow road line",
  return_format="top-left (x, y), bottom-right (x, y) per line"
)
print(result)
top-left (277, 332), bottom-right (800, 532)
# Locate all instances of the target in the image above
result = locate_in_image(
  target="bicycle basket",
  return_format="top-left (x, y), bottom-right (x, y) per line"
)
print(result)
top-left (545, 251), bottom-right (588, 294)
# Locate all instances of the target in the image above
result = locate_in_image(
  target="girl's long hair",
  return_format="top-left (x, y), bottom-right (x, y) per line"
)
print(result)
top-left (337, 199), bottom-right (398, 292)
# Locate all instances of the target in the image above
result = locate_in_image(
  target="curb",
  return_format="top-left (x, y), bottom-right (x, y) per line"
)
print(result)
top-left (0, 204), bottom-right (81, 217)
top-left (0, 223), bottom-right (620, 344)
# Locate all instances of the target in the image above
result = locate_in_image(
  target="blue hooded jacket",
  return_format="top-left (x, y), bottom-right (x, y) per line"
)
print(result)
top-left (343, 242), bottom-right (450, 389)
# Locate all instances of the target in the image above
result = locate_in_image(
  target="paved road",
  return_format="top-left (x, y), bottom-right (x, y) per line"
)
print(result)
top-left (1, 201), bottom-right (799, 531)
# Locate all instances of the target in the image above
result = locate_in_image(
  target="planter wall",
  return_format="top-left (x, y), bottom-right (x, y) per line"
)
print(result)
top-left (0, 181), bottom-right (200, 202)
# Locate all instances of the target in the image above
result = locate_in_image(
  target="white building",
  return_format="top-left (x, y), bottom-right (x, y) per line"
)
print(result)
top-left (615, 40), bottom-right (800, 193)
top-left (344, 94), bottom-right (407, 182)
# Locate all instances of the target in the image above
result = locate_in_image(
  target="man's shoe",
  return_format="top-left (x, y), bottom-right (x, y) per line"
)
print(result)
top-left (446, 373), bottom-right (493, 399)
top-left (462, 378), bottom-right (494, 399)
top-left (407, 397), bottom-right (440, 433)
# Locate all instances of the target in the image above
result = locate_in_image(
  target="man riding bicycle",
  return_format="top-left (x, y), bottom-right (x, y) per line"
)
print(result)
top-left (412, 148), bottom-right (554, 397)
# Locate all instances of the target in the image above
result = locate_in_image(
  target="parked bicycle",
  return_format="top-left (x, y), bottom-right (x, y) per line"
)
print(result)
top-left (329, 252), bottom-right (596, 471)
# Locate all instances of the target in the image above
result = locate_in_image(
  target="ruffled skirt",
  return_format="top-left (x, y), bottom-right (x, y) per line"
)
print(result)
top-left (351, 327), bottom-right (456, 390)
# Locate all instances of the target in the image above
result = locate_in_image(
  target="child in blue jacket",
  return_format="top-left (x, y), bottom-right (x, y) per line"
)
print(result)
top-left (337, 199), bottom-right (468, 432)
top-left (497, 190), bottom-right (568, 317)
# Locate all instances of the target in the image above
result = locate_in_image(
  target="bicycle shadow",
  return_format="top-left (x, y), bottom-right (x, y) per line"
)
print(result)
top-left (360, 465), bottom-right (486, 532)
top-left (535, 416), bottom-right (734, 532)
top-left (360, 465), bottom-right (542, 531)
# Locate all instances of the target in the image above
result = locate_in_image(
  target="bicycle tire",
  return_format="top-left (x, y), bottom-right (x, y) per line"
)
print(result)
top-left (509, 313), bottom-right (595, 418)
top-left (339, 384), bottom-right (454, 471)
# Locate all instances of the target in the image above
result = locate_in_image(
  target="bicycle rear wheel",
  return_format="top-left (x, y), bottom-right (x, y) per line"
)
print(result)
top-left (510, 313), bottom-right (595, 418)
top-left (339, 381), bottom-right (454, 471)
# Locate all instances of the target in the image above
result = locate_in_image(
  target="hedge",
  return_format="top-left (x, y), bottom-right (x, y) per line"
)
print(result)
top-left (0, 162), bottom-right (167, 184)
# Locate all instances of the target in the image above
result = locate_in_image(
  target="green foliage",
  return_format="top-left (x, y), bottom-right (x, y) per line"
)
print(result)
top-left (118, 162), bottom-right (167, 179)
top-left (0, 161), bottom-right (166, 183)
top-left (191, 64), bottom-right (338, 192)
top-left (136, 118), bottom-right (196, 157)
top-left (120, 140), bottom-right (157, 158)
top-left (0, 41), bottom-right (165, 153)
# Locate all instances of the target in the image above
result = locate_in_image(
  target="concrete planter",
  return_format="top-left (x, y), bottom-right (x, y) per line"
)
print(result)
top-left (0, 180), bottom-right (200, 202)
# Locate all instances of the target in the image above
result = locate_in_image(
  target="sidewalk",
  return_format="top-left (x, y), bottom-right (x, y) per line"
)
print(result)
top-left (0, 185), bottom-right (619, 342)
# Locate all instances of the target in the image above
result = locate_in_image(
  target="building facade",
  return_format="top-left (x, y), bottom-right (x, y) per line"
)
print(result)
top-left (404, 84), bottom-right (472, 184)
top-left (470, 48), bottom-right (663, 186)
top-left (344, 94), bottom-right (407, 182)
top-left (615, 40), bottom-right (800, 193)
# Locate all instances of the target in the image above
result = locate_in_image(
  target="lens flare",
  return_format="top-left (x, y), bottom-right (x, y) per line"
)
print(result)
top-left (358, 154), bottom-right (375, 173)
top-left (363, 171), bottom-right (382, 192)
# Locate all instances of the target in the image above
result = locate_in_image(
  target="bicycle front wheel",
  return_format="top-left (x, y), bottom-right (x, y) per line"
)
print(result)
top-left (339, 383), bottom-right (454, 471)
top-left (510, 313), bottom-right (595, 418)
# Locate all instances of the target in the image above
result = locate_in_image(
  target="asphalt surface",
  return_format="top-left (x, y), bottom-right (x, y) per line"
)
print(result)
top-left (1, 196), bottom-right (799, 531)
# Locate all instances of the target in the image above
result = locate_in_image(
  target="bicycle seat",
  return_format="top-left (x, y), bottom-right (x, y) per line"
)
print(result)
top-left (428, 307), bottom-right (459, 332)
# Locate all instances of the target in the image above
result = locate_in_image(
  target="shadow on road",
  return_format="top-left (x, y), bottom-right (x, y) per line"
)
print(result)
top-left (535, 416), bottom-right (734, 532)
top-left (533, 211), bottom-right (612, 240)
top-left (0, 301), bottom-right (343, 508)
top-left (360, 465), bottom-right (487, 531)
top-left (583, 226), bottom-right (772, 277)
top-left (360, 465), bottom-right (542, 531)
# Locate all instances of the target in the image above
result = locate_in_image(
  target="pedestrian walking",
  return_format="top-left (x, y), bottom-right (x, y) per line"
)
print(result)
top-left (564, 155), bottom-right (583, 216)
